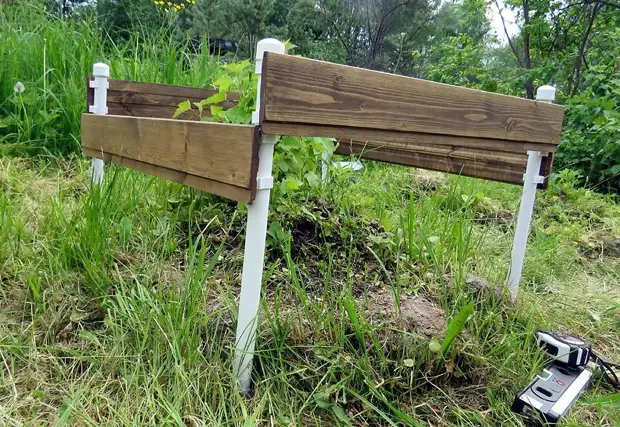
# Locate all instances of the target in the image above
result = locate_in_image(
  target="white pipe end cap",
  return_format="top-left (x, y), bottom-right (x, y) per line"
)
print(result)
top-left (536, 85), bottom-right (556, 102)
top-left (255, 38), bottom-right (285, 60)
top-left (93, 63), bottom-right (110, 77)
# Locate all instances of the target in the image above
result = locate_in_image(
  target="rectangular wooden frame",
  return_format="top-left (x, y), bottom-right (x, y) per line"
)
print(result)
top-left (82, 42), bottom-right (566, 394)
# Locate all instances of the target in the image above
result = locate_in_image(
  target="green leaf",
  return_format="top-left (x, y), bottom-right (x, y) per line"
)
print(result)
top-left (173, 100), bottom-right (191, 118)
top-left (283, 39), bottom-right (298, 53)
top-left (204, 91), bottom-right (227, 105)
top-left (221, 106), bottom-right (251, 124)
top-left (313, 392), bottom-right (331, 409)
top-left (429, 338), bottom-right (442, 353)
top-left (305, 171), bottom-right (319, 188)
top-left (441, 301), bottom-right (474, 356)
top-left (120, 216), bottom-right (132, 245)
top-left (210, 105), bottom-right (224, 118)
top-left (403, 358), bottom-right (415, 367)
top-left (278, 136), bottom-right (299, 151)
top-left (332, 404), bottom-right (350, 425)
top-left (222, 60), bottom-right (250, 74)
top-left (586, 392), bottom-right (620, 407)
top-left (281, 177), bottom-right (303, 194)
top-left (214, 74), bottom-right (233, 92)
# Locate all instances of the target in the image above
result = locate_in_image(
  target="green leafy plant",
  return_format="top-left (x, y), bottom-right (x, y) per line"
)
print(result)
top-left (429, 301), bottom-right (474, 359)
top-left (556, 69), bottom-right (620, 192)
top-left (173, 59), bottom-right (334, 195)
top-left (173, 60), bottom-right (256, 124)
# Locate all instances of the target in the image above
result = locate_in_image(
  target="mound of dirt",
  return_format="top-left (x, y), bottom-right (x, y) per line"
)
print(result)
top-left (581, 237), bottom-right (620, 259)
top-left (464, 274), bottom-right (506, 300)
top-left (362, 289), bottom-right (446, 339)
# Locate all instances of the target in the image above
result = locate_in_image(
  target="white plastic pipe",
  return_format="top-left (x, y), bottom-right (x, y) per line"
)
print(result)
top-left (507, 85), bottom-right (556, 301)
top-left (234, 38), bottom-right (286, 393)
top-left (90, 62), bottom-right (109, 185)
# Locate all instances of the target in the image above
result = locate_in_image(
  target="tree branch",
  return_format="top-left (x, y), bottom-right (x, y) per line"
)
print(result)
top-left (317, 5), bottom-right (354, 63)
top-left (493, 0), bottom-right (523, 68)
top-left (568, 2), bottom-right (602, 96)
top-left (368, 1), bottom-right (410, 66)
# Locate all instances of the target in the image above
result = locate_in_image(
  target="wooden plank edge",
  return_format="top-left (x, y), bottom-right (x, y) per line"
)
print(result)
top-left (339, 139), bottom-right (528, 168)
top-left (335, 144), bottom-right (525, 186)
top-left (248, 126), bottom-right (261, 197)
top-left (88, 77), bottom-right (241, 100)
top-left (261, 53), bottom-right (565, 145)
top-left (262, 121), bottom-right (558, 154)
top-left (83, 147), bottom-right (254, 204)
top-left (537, 153), bottom-right (554, 190)
top-left (105, 94), bottom-right (238, 109)
top-left (103, 103), bottom-right (204, 120)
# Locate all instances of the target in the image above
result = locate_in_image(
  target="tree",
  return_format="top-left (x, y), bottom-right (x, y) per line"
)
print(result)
top-left (494, 0), bottom-right (620, 98)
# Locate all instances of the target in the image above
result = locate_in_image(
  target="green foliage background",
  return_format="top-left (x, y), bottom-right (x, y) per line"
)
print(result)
top-left (1, 0), bottom-right (619, 191)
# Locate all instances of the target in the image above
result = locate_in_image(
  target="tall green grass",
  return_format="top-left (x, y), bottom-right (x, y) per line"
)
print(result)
top-left (0, 2), bottom-right (224, 156)
top-left (1, 156), bottom-right (618, 425)
top-left (1, 3), bottom-right (619, 425)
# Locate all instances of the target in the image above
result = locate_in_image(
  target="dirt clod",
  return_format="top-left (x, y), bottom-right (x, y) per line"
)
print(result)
top-left (462, 274), bottom-right (507, 301)
top-left (363, 289), bottom-right (446, 339)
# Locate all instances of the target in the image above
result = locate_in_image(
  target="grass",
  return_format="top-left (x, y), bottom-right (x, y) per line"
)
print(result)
top-left (0, 156), bottom-right (618, 426)
top-left (0, 2), bottom-right (224, 156)
top-left (1, 3), bottom-right (619, 426)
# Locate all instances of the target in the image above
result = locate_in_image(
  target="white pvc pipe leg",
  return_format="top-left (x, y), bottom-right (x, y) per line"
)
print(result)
top-left (507, 150), bottom-right (544, 300)
top-left (234, 38), bottom-right (285, 393)
top-left (91, 158), bottom-right (105, 185)
top-left (89, 62), bottom-right (109, 185)
top-left (507, 85), bottom-right (556, 301)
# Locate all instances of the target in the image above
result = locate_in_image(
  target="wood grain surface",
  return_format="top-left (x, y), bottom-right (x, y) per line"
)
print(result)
top-left (260, 122), bottom-right (558, 154)
top-left (338, 139), bottom-right (528, 167)
top-left (336, 141), bottom-right (525, 185)
top-left (261, 53), bottom-right (564, 145)
top-left (83, 147), bottom-right (253, 202)
top-left (336, 140), bottom-right (553, 187)
top-left (87, 79), bottom-right (239, 120)
top-left (81, 114), bottom-right (259, 199)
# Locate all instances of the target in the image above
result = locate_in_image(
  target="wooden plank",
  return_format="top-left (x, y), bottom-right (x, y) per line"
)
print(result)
top-left (81, 114), bottom-right (259, 190)
top-left (261, 53), bottom-right (565, 145)
top-left (538, 153), bottom-right (554, 189)
top-left (108, 79), bottom-right (239, 101)
top-left (106, 89), bottom-right (237, 109)
top-left (262, 122), bottom-right (558, 154)
top-left (83, 147), bottom-right (252, 203)
top-left (339, 139), bottom-right (528, 167)
top-left (336, 141), bottom-right (526, 185)
top-left (105, 103), bottom-right (203, 120)
top-left (87, 79), bottom-right (239, 119)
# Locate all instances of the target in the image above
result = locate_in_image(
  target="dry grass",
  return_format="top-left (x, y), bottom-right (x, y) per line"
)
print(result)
top-left (0, 157), bottom-right (619, 426)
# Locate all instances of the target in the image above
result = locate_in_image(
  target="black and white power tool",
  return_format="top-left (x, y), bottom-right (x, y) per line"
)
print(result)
top-left (512, 331), bottom-right (619, 426)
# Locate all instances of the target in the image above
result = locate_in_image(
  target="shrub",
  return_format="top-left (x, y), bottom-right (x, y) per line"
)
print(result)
top-left (556, 68), bottom-right (620, 193)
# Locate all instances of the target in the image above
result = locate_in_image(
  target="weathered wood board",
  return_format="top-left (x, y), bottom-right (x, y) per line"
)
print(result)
top-left (87, 79), bottom-right (239, 121)
top-left (262, 122), bottom-right (559, 155)
top-left (82, 114), bottom-right (259, 202)
top-left (336, 139), bottom-right (553, 188)
top-left (261, 53), bottom-right (565, 145)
